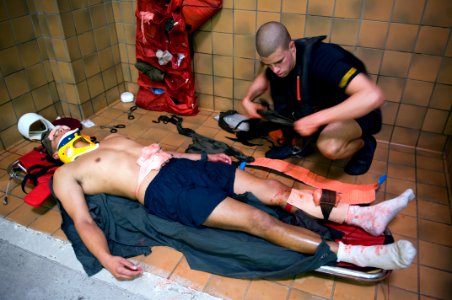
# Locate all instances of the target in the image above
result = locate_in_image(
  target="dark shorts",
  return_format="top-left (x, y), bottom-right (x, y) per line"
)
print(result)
top-left (355, 108), bottom-right (382, 136)
top-left (274, 108), bottom-right (382, 143)
top-left (144, 158), bottom-right (237, 228)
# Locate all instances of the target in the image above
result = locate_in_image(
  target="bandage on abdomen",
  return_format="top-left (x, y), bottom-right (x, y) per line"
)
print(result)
top-left (136, 144), bottom-right (172, 195)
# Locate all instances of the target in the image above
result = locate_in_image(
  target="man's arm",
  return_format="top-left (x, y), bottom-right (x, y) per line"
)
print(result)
top-left (169, 152), bottom-right (232, 164)
top-left (242, 71), bottom-right (270, 118)
top-left (294, 73), bottom-right (384, 136)
top-left (53, 167), bottom-right (142, 280)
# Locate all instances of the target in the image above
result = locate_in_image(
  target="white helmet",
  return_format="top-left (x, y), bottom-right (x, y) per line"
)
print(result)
top-left (18, 113), bottom-right (55, 141)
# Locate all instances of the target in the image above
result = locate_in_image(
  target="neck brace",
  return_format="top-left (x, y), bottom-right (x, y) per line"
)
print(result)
top-left (57, 129), bottom-right (99, 163)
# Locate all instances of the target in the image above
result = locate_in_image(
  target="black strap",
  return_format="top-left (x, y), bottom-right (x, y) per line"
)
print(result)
top-left (257, 109), bottom-right (294, 126)
top-left (319, 189), bottom-right (337, 220)
top-left (201, 151), bottom-right (208, 161)
top-left (229, 117), bottom-right (278, 147)
top-left (21, 164), bottom-right (57, 194)
top-left (294, 35), bottom-right (326, 118)
top-left (153, 115), bottom-right (255, 163)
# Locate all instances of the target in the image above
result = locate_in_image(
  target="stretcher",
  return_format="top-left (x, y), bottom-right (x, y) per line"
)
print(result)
top-left (3, 150), bottom-right (391, 282)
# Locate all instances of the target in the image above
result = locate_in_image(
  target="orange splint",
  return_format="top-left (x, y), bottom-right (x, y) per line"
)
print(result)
top-left (248, 157), bottom-right (379, 205)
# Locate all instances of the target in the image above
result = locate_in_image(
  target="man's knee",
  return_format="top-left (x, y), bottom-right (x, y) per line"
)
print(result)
top-left (317, 139), bottom-right (343, 160)
top-left (266, 179), bottom-right (291, 206)
top-left (247, 210), bottom-right (279, 235)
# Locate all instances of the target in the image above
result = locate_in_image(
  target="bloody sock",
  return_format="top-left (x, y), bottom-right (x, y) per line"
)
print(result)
top-left (345, 189), bottom-right (415, 236)
top-left (336, 240), bottom-right (416, 269)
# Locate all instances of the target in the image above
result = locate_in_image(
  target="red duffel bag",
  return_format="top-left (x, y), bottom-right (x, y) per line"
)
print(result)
top-left (181, 0), bottom-right (222, 33)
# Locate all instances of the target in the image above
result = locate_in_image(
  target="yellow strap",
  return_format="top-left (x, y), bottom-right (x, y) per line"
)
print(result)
top-left (248, 157), bottom-right (377, 204)
top-left (338, 67), bottom-right (357, 88)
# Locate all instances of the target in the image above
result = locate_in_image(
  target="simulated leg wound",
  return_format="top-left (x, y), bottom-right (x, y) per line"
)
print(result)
top-left (286, 189), bottom-right (348, 223)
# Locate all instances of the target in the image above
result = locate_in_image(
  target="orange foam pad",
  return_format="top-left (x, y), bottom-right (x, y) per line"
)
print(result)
top-left (249, 157), bottom-right (378, 204)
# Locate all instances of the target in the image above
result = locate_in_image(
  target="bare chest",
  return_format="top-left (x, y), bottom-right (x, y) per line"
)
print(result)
top-left (73, 152), bottom-right (139, 197)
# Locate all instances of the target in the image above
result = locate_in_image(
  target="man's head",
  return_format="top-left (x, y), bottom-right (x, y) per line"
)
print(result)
top-left (41, 125), bottom-right (97, 163)
top-left (255, 22), bottom-right (296, 78)
top-left (41, 125), bottom-right (72, 159)
top-left (42, 125), bottom-right (100, 163)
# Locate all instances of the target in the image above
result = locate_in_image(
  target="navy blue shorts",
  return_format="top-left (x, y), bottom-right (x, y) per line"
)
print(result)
top-left (356, 108), bottom-right (382, 136)
top-left (144, 158), bottom-right (237, 227)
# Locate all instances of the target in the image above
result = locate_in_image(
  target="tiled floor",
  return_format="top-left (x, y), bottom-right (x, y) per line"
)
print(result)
top-left (1, 101), bottom-right (451, 300)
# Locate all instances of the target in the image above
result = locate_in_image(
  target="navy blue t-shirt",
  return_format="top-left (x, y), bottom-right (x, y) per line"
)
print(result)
top-left (266, 40), bottom-right (367, 119)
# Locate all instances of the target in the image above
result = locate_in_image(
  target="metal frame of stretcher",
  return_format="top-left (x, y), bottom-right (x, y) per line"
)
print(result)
top-left (3, 160), bottom-right (26, 205)
top-left (316, 264), bottom-right (391, 282)
top-left (315, 228), bottom-right (392, 283)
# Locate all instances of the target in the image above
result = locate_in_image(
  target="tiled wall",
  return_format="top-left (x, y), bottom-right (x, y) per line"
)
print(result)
top-left (47, 0), bottom-right (126, 119)
top-left (0, 0), bottom-right (56, 149)
top-left (1, 0), bottom-right (451, 156)
top-left (113, 0), bottom-right (137, 93)
top-left (0, 0), bottom-right (130, 149)
top-left (190, 0), bottom-right (452, 155)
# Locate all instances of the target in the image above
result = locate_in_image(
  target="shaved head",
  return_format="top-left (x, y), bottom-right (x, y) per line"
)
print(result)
top-left (256, 22), bottom-right (292, 58)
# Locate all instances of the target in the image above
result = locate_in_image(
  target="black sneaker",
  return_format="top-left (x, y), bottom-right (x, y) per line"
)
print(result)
top-left (344, 136), bottom-right (377, 175)
top-left (265, 144), bottom-right (315, 159)
top-left (265, 145), bottom-right (301, 159)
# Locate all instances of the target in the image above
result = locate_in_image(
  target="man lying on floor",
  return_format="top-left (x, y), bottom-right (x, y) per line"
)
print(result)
top-left (42, 125), bottom-right (416, 281)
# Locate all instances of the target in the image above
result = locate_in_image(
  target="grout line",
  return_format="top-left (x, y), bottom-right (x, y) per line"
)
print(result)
top-left (443, 152), bottom-right (452, 225)
top-left (414, 150), bottom-right (422, 296)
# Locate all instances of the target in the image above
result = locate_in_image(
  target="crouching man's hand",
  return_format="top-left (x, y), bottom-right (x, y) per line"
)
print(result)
top-left (208, 153), bottom-right (232, 164)
top-left (104, 256), bottom-right (143, 280)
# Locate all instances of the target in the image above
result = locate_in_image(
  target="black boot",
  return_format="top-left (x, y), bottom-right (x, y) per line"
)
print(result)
top-left (265, 138), bottom-right (315, 160)
top-left (344, 136), bottom-right (377, 175)
top-left (266, 145), bottom-right (301, 159)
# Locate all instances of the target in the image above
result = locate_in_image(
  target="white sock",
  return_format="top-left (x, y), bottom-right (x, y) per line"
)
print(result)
top-left (345, 189), bottom-right (415, 236)
top-left (336, 240), bottom-right (416, 269)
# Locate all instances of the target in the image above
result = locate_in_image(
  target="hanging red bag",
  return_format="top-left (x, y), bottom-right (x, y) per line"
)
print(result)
top-left (135, 0), bottom-right (199, 115)
top-left (181, 0), bottom-right (223, 33)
